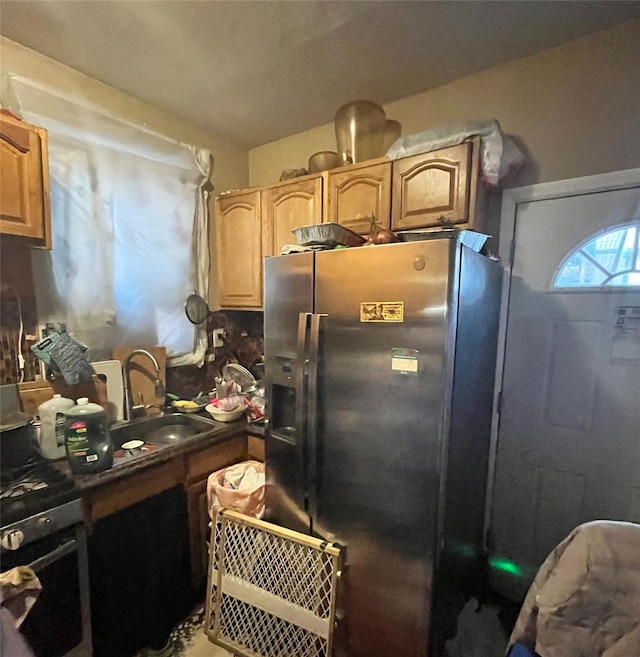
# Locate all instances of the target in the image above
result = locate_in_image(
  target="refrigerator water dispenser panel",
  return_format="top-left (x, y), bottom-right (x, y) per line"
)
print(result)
top-left (391, 347), bottom-right (419, 374)
top-left (270, 384), bottom-right (297, 440)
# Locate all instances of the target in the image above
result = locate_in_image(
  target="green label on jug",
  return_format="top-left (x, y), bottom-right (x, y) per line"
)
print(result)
top-left (66, 421), bottom-right (96, 461)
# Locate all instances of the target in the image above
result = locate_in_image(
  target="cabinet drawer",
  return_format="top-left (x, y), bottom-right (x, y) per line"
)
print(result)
top-left (87, 460), bottom-right (183, 521)
top-left (185, 437), bottom-right (246, 484)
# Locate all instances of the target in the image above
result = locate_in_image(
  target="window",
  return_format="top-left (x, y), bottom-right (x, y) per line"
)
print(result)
top-left (553, 222), bottom-right (640, 289)
top-left (7, 76), bottom-right (210, 366)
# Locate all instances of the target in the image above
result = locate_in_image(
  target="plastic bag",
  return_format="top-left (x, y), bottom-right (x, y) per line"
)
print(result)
top-left (206, 460), bottom-right (265, 520)
top-left (385, 119), bottom-right (525, 187)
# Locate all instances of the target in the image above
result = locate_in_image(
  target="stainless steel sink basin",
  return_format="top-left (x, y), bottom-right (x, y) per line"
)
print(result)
top-left (111, 413), bottom-right (217, 448)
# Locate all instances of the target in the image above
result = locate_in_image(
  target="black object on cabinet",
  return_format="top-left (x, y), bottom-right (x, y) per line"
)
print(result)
top-left (88, 485), bottom-right (193, 657)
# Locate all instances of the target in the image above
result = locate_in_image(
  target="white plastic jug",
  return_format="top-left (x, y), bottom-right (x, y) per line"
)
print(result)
top-left (37, 393), bottom-right (75, 460)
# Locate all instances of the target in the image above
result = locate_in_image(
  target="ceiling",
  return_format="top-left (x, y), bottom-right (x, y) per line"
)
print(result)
top-left (1, 1), bottom-right (639, 147)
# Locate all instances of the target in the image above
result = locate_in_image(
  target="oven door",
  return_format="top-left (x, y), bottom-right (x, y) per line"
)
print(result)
top-left (1, 525), bottom-right (92, 657)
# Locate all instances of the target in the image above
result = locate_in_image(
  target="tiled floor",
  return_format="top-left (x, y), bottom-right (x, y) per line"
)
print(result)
top-left (134, 606), bottom-right (231, 657)
top-left (181, 628), bottom-right (231, 657)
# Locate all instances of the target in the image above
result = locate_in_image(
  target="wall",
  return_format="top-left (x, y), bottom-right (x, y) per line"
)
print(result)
top-left (249, 19), bottom-right (640, 189)
top-left (0, 36), bottom-right (250, 310)
top-left (0, 36), bottom-right (250, 384)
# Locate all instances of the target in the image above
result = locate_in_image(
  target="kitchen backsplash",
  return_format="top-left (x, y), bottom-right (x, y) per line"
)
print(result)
top-left (0, 291), bottom-right (39, 385)
top-left (166, 310), bottom-right (264, 398)
top-left (1, 243), bottom-right (39, 385)
top-left (1, 305), bottom-right (265, 393)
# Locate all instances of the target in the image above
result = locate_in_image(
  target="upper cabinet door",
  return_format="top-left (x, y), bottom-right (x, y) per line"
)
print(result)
top-left (391, 142), bottom-right (474, 231)
top-left (262, 175), bottom-right (323, 257)
top-left (0, 115), bottom-right (51, 248)
top-left (216, 190), bottom-right (263, 308)
top-left (326, 159), bottom-right (392, 234)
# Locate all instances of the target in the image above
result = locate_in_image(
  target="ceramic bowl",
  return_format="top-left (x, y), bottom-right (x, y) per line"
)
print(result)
top-left (205, 401), bottom-right (246, 423)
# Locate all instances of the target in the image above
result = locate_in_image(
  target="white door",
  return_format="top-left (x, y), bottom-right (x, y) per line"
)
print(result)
top-left (489, 171), bottom-right (640, 600)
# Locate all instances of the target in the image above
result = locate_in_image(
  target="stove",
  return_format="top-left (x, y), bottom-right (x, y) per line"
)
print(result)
top-left (0, 455), bottom-right (83, 552)
top-left (0, 453), bottom-right (92, 657)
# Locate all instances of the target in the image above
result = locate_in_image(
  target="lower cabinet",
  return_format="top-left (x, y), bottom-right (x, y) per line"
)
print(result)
top-left (85, 434), bottom-right (263, 657)
top-left (88, 485), bottom-right (192, 657)
top-left (184, 435), bottom-right (253, 595)
top-left (187, 478), bottom-right (212, 596)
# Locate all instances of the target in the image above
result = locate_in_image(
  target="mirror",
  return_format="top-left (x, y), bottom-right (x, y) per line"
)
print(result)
top-left (185, 294), bottom-right (211, 325)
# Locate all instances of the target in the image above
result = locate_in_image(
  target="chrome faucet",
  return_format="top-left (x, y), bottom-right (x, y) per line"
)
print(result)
top-left (122, 349), bottom-right (165, 421)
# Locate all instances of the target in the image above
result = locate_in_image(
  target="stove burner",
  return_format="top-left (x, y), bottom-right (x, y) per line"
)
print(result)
top-left (1, 478), bottom-right (49, 499)
top-left (0, 455), bottom-right (80, 529)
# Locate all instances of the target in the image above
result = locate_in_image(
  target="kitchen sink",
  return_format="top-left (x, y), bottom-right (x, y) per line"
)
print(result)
top-left (110, 413), bottom-right (217, 448)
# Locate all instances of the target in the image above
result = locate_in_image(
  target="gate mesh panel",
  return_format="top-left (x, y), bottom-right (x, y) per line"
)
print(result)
top-left (206, 511), bottom-right (340, 657)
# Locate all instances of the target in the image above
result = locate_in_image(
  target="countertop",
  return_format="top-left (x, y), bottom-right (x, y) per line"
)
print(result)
top-left (56, 415), bottom-right (264, 491)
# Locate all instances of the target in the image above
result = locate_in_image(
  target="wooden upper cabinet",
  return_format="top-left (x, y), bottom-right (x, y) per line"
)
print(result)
top-left (326, 159), bottom-right (391, 234)
top-left (216, 190), bottom-right (263, 308)
top-left (0, 114), bottom-right (51, 248)
top-left (262, 175), bottom-right (323, 257)
top-left (391, 139), bottom-right (480, 232)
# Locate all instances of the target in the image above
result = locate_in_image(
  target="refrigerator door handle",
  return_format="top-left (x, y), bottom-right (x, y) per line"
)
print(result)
top-left (294, 312), bottom-right (312, 449)
top-left (307, 312), bottom-right (327, 520)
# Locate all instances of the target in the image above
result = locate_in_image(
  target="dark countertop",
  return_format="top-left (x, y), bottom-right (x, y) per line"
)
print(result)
top-left (56, 415), bottom-right (264, 491)
top-left (246, 422), bottom-right (265, 438)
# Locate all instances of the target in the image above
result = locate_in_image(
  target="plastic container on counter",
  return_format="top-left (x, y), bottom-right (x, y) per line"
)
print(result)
top-left (37, 393), bottom-right (75, 460)
top-left (65, 397), bottom-right (114, 474)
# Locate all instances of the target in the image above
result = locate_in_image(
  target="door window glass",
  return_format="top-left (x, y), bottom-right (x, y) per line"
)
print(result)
top-left (553, 222), bottom-right (640, 289)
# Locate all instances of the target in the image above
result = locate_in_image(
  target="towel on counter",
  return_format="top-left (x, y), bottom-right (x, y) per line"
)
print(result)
top-left (0, 566), bottom-right (42, 628)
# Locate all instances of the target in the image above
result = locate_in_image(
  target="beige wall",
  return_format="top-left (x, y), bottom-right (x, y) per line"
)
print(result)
top-left (249, 19), bottom-right (640, 189)
top-left (0, 36), bottom-right (249, 194)
top-left (0, 36), bottom-right (250, 307)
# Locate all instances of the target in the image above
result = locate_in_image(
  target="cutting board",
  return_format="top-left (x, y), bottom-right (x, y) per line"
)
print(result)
top-left (19, 376), bottom-right (108, 417)
top-left (112, 347), bottom-right (166, 415)
top-left (92, 360), bottom-right (125, 422)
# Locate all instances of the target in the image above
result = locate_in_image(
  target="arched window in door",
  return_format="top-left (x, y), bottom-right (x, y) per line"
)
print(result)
top-left (553, 222), bottom-right (640, 289)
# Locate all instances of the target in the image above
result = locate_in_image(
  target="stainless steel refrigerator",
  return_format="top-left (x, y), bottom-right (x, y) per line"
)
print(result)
top-left (264, 235), bottom-right (502, 657)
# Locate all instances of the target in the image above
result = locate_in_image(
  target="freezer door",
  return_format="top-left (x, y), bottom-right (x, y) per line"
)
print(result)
top-left (312, 240), bottom-right (455, 657)
top-left (264, 253), bottom-right (314, 534)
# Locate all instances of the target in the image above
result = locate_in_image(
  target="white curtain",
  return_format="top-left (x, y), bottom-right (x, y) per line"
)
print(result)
top-left (5, 75), bottom-right (211, 366)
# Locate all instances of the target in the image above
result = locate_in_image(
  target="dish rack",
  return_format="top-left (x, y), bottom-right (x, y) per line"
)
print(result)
top-left (205, 509), bottom-right (342, 657)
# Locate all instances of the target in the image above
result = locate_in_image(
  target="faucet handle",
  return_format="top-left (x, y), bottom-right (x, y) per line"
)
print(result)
top-left (128, 392), bottom-right (146, 420)
top-left (144, 402), bottom-right (165, 415)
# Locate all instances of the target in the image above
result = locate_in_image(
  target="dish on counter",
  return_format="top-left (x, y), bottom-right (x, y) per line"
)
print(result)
top-left (205, 399), bottom-right (247, 423)
top-left (121, 439), bottom-right (144, 450)
top-left (222, 363), bottom-right (256, 392)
